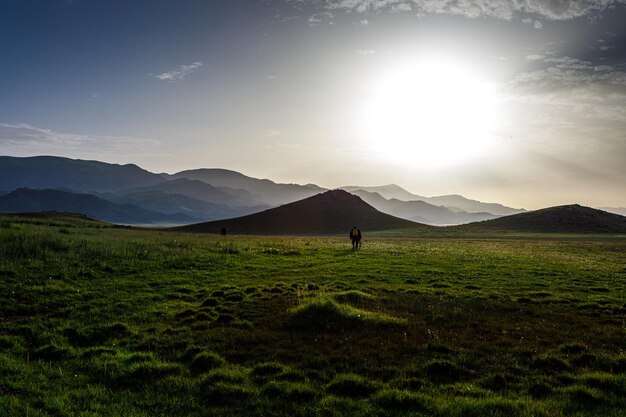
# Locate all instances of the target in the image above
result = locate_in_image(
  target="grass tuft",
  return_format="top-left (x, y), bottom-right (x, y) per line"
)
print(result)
top-left (261, 381), bottom-right (317, 402)
top-left (200, 382), bottom-right (255, 405)
top-left (200, 368), bottom-right (248, 385)
top-left (251, 362), bottom-right (286, 378)
top-left (287, 298), bottom-right (406, 331)
top-left (32, 344), bottom-right (71, 361)
top-left (451, 398), bottom-right (522, 417)
top-left (558, 343), bottom-right (589, 355)
top-left (373, 389), bottom-right (430, 412)
top-left (332, 290), bottom-right (375, 304)
top-left (424, 360), bottom-right (467, 383)
top-left (565, 386), bottom-right (604, 409)
top-left (530, 356), bottom-right (571, 373)
top-left (326, 374), bottom-right (380, 398)
top-left (527, 381), bottom-right (553, 398)
top-left (190, 351), bottom-right (226, 375)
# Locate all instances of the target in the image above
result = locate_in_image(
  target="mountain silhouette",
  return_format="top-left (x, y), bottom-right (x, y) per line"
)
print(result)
top-left (108, 191), bottom-right (261, 221)
top-left (0, 188), bottom-right (195, 225)
top-left (0, 155), bottom-right (163, 192)
top-left (349, 189), bottom-right (499, 225)
top-left (172, 168), bottom-right (325, 206)
top-left (341, 185), bottom-right (524, 216)
top-left (460, 205), bottom-right (626, 233)
top-left (177, 190), bottom-right (423, 234)
top-left (116, 178), bottom-right (268, 208)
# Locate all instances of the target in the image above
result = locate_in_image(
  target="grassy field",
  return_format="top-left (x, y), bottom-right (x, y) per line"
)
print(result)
top-left (1, 214), bottom-right (625, 417)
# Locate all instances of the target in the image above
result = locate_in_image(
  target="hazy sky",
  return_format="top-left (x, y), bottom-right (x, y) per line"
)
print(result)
top-left (1, 0), bottom-right (625, 209)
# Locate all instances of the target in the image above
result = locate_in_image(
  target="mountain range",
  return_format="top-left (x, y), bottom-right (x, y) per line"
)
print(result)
top-left (340, 185), bottom-right (524, 216)
top-left (1, 155), bottom-right (623, 231)
top-left (170, 168), bottom-right (325, 206)
top-left (0, 188), bottom-right (194, 225)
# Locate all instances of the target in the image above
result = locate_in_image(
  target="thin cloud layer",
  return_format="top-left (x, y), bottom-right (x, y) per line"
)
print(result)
top-left (154, 61), bottom-right (203, 81)
top-left (0, 123), bottom-right (161, 157)
top-left (324, 0), bottom-right (624, 20)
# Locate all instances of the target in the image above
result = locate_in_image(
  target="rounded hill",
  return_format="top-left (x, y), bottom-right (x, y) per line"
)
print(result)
top-left (460, 204), bottom-right (626, 233)
top-left (176, 190), bottom-right (424, 235)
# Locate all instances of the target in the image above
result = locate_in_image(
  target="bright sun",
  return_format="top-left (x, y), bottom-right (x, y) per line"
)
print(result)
top-left (360, 57), bottom-right (497, 168)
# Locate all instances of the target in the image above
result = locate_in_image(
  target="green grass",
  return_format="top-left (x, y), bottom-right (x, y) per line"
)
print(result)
top-left (1, 213), bottom-right (626, 416)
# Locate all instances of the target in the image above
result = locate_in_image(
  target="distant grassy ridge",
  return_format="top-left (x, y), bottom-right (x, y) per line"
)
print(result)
top-left (1, 214), bottom-right (626, 416)
top-left (455, 204), bottom-right (626, 234)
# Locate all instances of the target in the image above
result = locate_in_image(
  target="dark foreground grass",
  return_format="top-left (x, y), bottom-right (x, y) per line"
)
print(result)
top-left (1, 214), bottom-right (626, 416)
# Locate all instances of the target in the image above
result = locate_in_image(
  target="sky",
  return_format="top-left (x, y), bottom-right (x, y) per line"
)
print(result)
top-left (0, 0), bottom-right (625, 209)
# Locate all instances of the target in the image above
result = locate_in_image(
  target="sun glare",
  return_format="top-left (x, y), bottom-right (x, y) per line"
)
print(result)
top-left (360, 57), bottom-right (498, 168)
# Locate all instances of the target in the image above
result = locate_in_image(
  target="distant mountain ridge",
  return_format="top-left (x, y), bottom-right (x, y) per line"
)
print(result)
top-left (349, 189), bottom-right (500, 225)
top-left (5, 155), bottom-right (618, 230)
top-left (0, 155), bottom-right (164, 192)
top-left (108, 191), bottom-right (262, 221)
top-left (171, 168), bottom-right (325, 206)
top-left (0, 188), bottom-right (194, 224)
top-left (178, 190), bottom-right (423, 235)
top-left (340, 185), bottom-right (525, 216)
top-left (116, 178), bottom-right (268, 208)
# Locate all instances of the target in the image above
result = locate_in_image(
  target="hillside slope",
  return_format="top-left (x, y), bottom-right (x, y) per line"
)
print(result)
top-left (460, 204), bottom-right (626, 233)
top-left (177, 190), bottom-right (424, 235)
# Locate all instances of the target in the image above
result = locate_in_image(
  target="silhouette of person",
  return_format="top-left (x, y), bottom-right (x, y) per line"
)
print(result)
top-left (350, 226), bottom-right (362, 250)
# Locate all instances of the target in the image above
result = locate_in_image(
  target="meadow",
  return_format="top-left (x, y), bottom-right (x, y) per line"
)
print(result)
top-left (1, 214), bottom-right (625, 417)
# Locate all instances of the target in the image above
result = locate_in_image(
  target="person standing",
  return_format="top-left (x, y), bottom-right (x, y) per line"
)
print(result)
top-left (350, 226), bottom-right (362, 250)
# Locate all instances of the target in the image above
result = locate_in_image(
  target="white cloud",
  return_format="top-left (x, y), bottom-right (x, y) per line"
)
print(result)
top-left (510, 57), bottom-right (626, 91)
top-left (0, 123), bottom-right (161, 158)
top-left (390, 2), bottom-right (412, 12)
top-left (357, 49), bottom-right (376, 55)
top-left (360, 18), bottom-right (369, 25)
top-left (500, 56), bottom-right (626, 186)
top-left (308, 11), bottom-right (334, 27)
top-left (153, 61), bottom-right (203, 82)
top-left (325, 0), bottom-right (625, 21)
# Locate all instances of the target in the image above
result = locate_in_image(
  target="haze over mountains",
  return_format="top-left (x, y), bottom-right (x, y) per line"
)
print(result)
top-left (340, 185), bottom-right (524, 216)
top-left (348, 189), bottom-right (500, 225)
top-left (1, 155), bottom-right (624, 232)
top-left (0, 188), bottom-right (195, 225)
